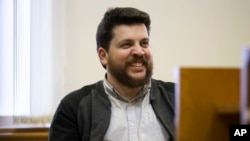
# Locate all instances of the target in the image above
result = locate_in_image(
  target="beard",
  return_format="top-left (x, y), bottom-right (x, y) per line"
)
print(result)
top-left (108, 55), bottom-right (153, 88)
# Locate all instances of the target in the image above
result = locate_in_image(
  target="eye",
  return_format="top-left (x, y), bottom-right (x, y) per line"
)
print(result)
top-left (121, 42), bottom-right (132, 48)
top-left (140, 40), bottom-right (149, 48)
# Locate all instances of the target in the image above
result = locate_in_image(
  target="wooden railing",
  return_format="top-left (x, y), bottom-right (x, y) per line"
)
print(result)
top-left (0, 127), bottom-right (49, 141)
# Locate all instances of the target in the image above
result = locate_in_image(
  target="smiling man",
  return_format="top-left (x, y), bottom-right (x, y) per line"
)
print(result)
top-left (98, 24), bottom-right (153, 99)
top-left (49, 7), bottom-right (175, 141)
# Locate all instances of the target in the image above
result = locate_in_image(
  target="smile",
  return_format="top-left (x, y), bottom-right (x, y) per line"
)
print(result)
top-left (131, 62), bottom-right (144, 67)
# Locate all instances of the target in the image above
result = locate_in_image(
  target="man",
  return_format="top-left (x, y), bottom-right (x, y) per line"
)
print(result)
top-left (49, 7), bottom-right (175, 141)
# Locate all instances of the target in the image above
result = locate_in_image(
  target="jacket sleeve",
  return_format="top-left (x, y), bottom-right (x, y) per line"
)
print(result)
top-left (48, 98), bottom-right (80, 141)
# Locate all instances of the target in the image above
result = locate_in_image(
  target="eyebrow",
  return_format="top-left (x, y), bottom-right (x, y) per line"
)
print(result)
top-left (118, 37), bottom-right (149, 44)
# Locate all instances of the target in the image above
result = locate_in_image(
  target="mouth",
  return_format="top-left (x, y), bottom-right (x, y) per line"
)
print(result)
top-left (131, 62), bottom-right (144, 67)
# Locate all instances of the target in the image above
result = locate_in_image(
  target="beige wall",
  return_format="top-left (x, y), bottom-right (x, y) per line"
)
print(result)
top-left (55, 0), bottom-right (250, 96)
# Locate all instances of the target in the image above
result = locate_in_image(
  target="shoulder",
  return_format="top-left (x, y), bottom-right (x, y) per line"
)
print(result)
top-left (151, 78), bottom-right (175, 93)
top-left (61, 80), bottom-right (103, 106)
top-left (51, 81), bottom-right (103, 124)
top-left (151, 78), bottom-right (175, 106)
top-left (49, 81), bottom-right (103, 140)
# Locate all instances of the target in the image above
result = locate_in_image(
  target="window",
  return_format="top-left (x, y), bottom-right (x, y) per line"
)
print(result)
top-left (0, 0), bottom-right (62, 126)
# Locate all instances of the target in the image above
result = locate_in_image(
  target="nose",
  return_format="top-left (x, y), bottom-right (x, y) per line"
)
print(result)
top-left (132, 44), bottom-right (145, 56)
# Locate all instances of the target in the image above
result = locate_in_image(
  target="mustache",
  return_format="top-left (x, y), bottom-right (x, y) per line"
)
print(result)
top-left (125, 55), bottom-right (148, 66)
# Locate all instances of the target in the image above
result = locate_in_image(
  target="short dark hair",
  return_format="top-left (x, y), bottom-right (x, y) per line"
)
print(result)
top-left (96, 7), bottom-right (151, 52)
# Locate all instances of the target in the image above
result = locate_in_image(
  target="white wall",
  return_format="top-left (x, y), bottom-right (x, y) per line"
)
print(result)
top-left (58, 0), bottom-right (250, 95)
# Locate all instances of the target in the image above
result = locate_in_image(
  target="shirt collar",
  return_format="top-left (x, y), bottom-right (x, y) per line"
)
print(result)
top-left (103, 76), bottom-right (151, 103)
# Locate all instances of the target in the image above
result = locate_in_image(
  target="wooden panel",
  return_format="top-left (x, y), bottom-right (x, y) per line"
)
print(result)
top-left (175, 67), bottom-right (240, 141)
top-left (0, 127), bottom-right (49, 141)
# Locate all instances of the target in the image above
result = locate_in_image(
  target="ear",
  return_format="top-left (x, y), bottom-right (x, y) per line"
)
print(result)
top-left (98, 47), bottom-right (108, 67)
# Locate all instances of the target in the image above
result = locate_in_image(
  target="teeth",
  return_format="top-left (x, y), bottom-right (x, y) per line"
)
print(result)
top-left (131, 62), bottom-right (143, 67)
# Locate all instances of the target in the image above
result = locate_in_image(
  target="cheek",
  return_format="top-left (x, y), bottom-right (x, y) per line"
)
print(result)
top-left (107, 52), bottom-right (128, 68)
top-left (144, 50), bottom-right (152, 59)
top-left (112, 50), bottom-right (131, 61)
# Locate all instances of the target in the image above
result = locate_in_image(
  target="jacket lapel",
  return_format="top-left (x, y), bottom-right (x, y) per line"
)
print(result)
top-left (150, 80), bottom-right (175, 140)
top-left (90, 81), bottom-right (111, 141)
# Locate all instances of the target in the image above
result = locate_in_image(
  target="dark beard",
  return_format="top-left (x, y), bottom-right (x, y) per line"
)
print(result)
top-left (108, 56), bottom-right (153, 88)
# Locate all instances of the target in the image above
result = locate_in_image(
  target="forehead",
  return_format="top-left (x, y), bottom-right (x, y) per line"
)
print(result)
top-left (111, 24), bottom-right (149, 42)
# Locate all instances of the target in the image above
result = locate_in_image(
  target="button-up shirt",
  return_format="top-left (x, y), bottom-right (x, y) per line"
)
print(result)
top-left (103, 78), bottom-right (169, 141)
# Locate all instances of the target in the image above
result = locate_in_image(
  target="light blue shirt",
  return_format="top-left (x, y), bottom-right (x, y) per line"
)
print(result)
top-left (103, 78), bottom-right (169, 141)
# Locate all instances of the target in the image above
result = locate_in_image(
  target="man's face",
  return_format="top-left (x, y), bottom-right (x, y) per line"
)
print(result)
top-left (102, 24), bottom-right (153, 88)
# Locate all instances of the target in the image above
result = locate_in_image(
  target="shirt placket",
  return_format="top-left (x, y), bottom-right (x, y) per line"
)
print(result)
top-left (126, 103), bottom-right (138, 141)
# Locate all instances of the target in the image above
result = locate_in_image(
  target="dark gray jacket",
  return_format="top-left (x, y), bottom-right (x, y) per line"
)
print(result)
top-left (49, 79), bottom-right (175, 141)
